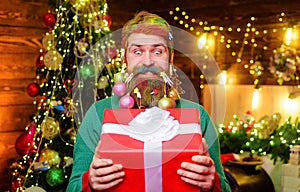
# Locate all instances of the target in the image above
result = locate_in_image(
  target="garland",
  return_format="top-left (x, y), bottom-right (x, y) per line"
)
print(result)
top-left (269, 45), bottom-right (300, 85)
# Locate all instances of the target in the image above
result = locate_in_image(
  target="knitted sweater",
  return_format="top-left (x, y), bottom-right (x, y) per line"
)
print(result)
top-left (66, 96), bottom-right (231, 191)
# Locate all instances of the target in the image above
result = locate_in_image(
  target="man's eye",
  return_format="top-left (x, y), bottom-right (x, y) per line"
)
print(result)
top-left (134, 50), bottom-right (142, 55)
top-left (153, 50), bottom-right (162, 55)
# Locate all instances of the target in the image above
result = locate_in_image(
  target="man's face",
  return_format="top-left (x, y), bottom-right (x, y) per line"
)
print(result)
top-left (126, 33), bottom-right (172, 79)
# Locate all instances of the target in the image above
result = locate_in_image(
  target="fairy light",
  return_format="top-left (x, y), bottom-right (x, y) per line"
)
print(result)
top-left (285, 27), bottom-right (293, 45)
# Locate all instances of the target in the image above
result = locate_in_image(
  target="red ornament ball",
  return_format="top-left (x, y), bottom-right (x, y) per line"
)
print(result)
top-left (27, 83), bottom-right (40, 97)
top-left (15, 125), bottom-right (36, 156)
top-left (102, 14), bottom-right (112, 27)
top-left (36, 51), bottom-right (46, 70)
top-left (11, 177), bottom-right (24, 192)
top-left (42, 13), bottom-right (56, 28)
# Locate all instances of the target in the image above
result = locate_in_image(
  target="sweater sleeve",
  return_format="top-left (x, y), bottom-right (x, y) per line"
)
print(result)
top-left (66, 104), bottom-right (103, 192)
top-left (199, 106), bottom-right (232, 192)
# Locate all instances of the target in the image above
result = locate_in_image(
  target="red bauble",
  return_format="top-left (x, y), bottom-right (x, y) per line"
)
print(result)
top-left (36, 51), bottom-right (46, 70)
top-left (102, 14), bottom-right (112, 27)
top-left (11, 177), bottom-right (24, 192)
top-left (15, 125), bottom-right (36, 156)
top-left (26, 83), bottom-right (40, 97)
top-left (42, 13), bottom-right (56, 28)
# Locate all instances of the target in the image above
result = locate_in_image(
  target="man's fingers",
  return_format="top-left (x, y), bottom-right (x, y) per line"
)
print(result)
top-left (91, 177), bottom-right (124, 191)
top-left (192, 155), bottom-right (214, 167)
top-left (92, 168), bottom-right (125, 184)
top-left (91, 158), bottom-right (113, 169)
top-left (94, 164), bottom-right (123, 177)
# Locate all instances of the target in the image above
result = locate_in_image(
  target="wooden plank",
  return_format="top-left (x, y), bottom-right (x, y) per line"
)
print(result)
top-left (0, 0), bottom-right (49, 27)
top-left (0, 53), bottom-right (38, 79)
top-left (0, 131), bottom-right (23, 191)
top-left (0, 26), bottom-right (46, 53)
top-left (0, 79), bottom-right (37, 105)
top-left (0, 105), bottom-right (35, 132)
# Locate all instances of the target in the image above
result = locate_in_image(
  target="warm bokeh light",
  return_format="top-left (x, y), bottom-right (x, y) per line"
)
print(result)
top-left (285, 27), bottom-right (293, 45)
top-left (252, 88), bottom-right (260, 109)
top-left (219, 70), bottom-right (227, 85)
top-left (283, 98), bottom-right (299, 115)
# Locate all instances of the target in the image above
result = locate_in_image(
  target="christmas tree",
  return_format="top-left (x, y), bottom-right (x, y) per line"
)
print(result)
top-left (9, 0), bottom-right (122, 191)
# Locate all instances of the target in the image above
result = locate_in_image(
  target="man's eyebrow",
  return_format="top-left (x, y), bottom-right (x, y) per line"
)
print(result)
top-left (128, 43), bottom-right (167, 48)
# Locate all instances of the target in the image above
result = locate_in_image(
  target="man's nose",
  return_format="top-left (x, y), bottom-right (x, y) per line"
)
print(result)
top-left (143, 51), bottom-right (154, 66)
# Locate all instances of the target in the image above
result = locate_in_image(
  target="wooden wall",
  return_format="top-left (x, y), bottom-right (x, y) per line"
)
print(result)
top-left (1, 0), bottom-right (300, 191)
top-left (0, 0), bottom-right (48, 190)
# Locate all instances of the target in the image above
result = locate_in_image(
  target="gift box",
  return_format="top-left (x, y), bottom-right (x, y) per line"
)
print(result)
top-left (98, 107), bottom-right (202, 192)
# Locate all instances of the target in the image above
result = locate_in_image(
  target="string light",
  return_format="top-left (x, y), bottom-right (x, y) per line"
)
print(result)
top-left (169, 8), bottom-right (297, 87)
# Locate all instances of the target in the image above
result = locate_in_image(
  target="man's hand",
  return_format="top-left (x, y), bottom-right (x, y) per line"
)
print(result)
top-left (89, 143), bottom-right (125, 191)
top-left (177, 139), bottom-right (216, 191)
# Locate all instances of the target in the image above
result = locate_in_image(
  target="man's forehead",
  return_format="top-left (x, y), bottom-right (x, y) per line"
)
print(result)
top-left (127, 33), bottom-right (168, 47)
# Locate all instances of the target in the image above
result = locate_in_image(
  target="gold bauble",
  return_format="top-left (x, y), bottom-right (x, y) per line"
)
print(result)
top-left (158, 97), bottom-right (175, 109)
top-left (44, 50), bottom-right (63, 70)
top-left (39, 148), bottom-right (61, 167)
top-left (41, 117), bottom-right (60, 140)
top-left (97, 76), bottom-right (109, 89)
top-left (42, 33), bottom-right (55, 50)
top-left (167, 87), bottom-right (180, 101)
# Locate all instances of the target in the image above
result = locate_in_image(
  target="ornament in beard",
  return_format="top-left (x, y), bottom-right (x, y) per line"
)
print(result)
top-left (125, 65), bottom-right (178, 109)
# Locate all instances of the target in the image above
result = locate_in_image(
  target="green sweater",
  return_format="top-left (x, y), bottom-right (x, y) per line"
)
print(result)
top-left (66, 96), bottom-right (231, 191)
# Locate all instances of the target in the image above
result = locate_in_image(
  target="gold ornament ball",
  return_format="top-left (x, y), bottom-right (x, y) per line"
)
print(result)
top-left (42, 33), bottom-right (55, 50)
top-left (158, 97), bottom-right (175, 109)
top-left (167, 88), bottom-right (180, 101)
top-left (39, 148), bottom-right (61, 167)
top-left (41, 117), bottom-right (60, 140)
top-left (44, 50), bottom-right (63, 70)
top-left (97, 76), bottom-right (109, 89)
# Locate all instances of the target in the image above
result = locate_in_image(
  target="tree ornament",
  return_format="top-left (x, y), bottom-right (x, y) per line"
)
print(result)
top-left (269, 45), bottom-right (300, 85)
top-left (44, 50), bottom-right (63, 70)
top-left (158, 97), bottom-right (175, 109)
top-left (24, 186), bottom-right (46, 192)
top-left (11, 177), bottom-right (24, 192)
top-left (113, 82), bottom-right (127, 96)
top-left (119, 95), bottom-right (134, 108)
top-left (97, 76), bottom-right (109, 89)
top-left (74, 38), bottom-right (90, 58)
top-left (79, 64), bottom-right (96, 79)
top-left (167, 87), bottom-right (180, 101)
top-left (26, 83), bottom-right (40, 97)
top-left (39, 148), bottom-right (61, 167)
top-left (64, 79), bottom-right (78, 92)
top-left (15, 125), bottom-right (36, 156)
top-left (102, 14), bottom-right (112, 28)
top-left (41, 117), bottom-right (60, 140)
top-left (42, 33), bottom-right (55, 50)
top-left (114, 72), bottom-right (125, 83)
top-left (33, 161), bottom-right (50, 171)
top-left (36, 51), bottom-right (46, 70)
top-left (42, 12), bottom-right (56, 28)
top-left (46, 167), bottom-right (65, 187)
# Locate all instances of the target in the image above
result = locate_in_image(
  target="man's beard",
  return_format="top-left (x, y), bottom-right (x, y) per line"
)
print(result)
top-left (126, 66), bottom-right (170, 108)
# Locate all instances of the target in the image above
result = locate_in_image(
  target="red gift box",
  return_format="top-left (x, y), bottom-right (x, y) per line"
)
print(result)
top-left (98, 108), bottom-right (202, 192)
